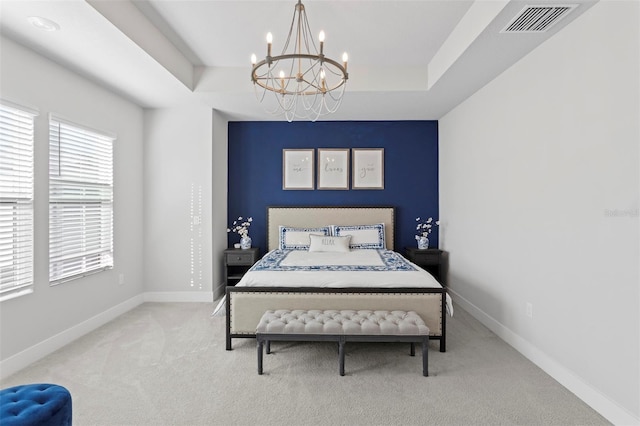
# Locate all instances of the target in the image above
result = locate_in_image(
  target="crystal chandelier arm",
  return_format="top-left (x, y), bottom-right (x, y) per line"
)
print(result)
top-left (280, 2), bottom-right (298, 54)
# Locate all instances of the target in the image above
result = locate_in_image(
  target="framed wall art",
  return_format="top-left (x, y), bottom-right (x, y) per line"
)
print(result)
top-left (282, 149), bottom-right (314, 190)
top-left (317, 148), bottom-right (349, 190)
top-left (352, 148), bottom-right (384, 189)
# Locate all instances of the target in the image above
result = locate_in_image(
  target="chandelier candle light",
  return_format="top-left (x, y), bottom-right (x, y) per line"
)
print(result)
top-left (251, 0), bottom-right (348, 122)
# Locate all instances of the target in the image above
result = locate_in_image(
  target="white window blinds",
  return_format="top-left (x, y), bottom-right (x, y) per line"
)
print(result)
top-left (0, 102), bottom-right (36, 301)
top-left (49, 118), bottom-right (114, 284)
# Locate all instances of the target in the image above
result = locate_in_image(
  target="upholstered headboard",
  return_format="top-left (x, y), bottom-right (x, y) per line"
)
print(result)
top-left (267, 206), bottom-right (395, 251)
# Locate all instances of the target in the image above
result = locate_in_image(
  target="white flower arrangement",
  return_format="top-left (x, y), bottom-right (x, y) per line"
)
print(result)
top-left (227, 216), bottom-right (252, 238)
top-left (415, 217), bottom-right (440, 240)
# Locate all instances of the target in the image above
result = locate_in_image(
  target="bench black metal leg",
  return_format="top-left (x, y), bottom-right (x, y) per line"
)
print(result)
top-left (225, 300), bottom-right (232, 350)
top-left (255, 333), bottom-right (429, 376)
top-left (338, 338), bottom-right (346, 376)
top-left (422, 337), bottom-right (429, 377)
top-left (410, 342), bottom-right (415, 356)
top-left (257, 339), bottom-right (264, 375)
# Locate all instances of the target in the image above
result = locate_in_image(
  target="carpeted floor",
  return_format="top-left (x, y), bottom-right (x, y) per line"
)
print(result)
top-left (1, 302), bottom-right (609, 425)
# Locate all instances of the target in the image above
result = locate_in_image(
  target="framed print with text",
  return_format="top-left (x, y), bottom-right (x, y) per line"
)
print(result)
top-left (317, 148), bottom-right (349, 190)
top-left (352, 148), bottom-right (384, 189)
top-left (282, 149), bottom-right (314, 190)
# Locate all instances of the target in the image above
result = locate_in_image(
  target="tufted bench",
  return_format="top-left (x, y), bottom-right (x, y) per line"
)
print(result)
top-left (0, 383), bottom-right (72, 426)
top-left (256, 309), bottom-right (429, 376)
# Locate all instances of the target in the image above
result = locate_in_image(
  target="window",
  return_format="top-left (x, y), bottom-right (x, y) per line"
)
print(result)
top-left (49, 117), bottom-right (114, 284)
top-left (0, 101), bottom-right (36, 301)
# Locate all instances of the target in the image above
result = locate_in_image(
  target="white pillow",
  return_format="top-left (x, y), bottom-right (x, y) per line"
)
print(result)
top-left (308, 234), bottom-right (351, 253)
top-left (332, 223), bottom-right (386, 249)
top-left (279, 226), bottom-right (331, 250)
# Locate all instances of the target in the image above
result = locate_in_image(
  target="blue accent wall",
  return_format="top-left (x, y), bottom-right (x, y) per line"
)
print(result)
top-left (227, 121), bottom-right (439, 254)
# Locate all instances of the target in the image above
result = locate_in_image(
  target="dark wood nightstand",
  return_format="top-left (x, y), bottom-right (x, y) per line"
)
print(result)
top-left (404, 247), bottom-right (446, 286)
top-left (224, 248), bottom-right (260, 287)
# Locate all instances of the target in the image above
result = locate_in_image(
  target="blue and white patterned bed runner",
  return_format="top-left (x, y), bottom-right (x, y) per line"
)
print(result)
top-left (250, 249), bottom-right (418, 272)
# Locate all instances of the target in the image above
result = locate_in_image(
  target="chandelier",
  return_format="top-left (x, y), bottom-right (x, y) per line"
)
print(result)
top-left (250, 0), bottom-right (348, 122)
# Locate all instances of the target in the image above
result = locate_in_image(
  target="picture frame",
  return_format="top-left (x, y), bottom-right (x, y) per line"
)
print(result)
top-left (352, 148), bottom-right (384, 189)
top-left (282, 149), bottom-right (314, 190)
top-left (317, 148), bottom-right (349, 190)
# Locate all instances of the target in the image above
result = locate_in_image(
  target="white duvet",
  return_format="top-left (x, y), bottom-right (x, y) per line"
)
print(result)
top-left (237, 249), bottom-right (443, 289)
top-left (211, 249), bottom-right (453, 316)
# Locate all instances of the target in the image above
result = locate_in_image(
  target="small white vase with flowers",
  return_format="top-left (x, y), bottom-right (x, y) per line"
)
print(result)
top-left (415, 216), bottom-right (439, 249)
top-left (227, 216), bottom-right (253, 249)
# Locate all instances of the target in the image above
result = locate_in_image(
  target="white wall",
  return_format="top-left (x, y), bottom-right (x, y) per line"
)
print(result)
top-left (143, 106), bottom-right (214, 300)
top-left (0, 36), bottom-right (223, 376)
top-left (0, 37), bottom-right (145, 367)
top-left (439, 2), bottom-right (639, 424)
top-left (211, 110), bottom-right (229, 300)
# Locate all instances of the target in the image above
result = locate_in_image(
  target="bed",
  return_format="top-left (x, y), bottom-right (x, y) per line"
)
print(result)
top-left (225, 206), bottom-right (448, 352)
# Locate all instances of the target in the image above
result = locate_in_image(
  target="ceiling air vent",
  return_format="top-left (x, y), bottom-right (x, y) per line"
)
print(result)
top-left (502, 5), bottom-right (577, 33)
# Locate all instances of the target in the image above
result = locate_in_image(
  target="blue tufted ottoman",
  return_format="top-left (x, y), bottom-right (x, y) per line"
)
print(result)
top-left (0, 383), bottom-right (72, 426)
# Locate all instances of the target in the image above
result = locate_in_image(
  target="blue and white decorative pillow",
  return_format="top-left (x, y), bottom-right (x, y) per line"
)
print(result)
top-left (278, 226), bottom-right (331, 250)
top-left (332, 223), bottom-right (386, 249)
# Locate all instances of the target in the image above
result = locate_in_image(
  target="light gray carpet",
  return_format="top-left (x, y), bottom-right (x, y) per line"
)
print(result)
top-left (1, 302), bottom-right (609, 425)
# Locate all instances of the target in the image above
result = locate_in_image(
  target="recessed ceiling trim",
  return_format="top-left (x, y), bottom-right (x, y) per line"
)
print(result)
top-left (501, 5), bottom-right (578, 33)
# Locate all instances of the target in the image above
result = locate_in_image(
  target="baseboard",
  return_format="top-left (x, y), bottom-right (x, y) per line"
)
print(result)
top-left (448, 288), bottom-right (640, 426)
top-left (212, 282), bottom-right (225, 302)
top-left (0, 294), bottom-right (145, 380)
top-left (1, 292), bottom-right (214, 380)
top-left (143, 291), bottom-right (213, 303)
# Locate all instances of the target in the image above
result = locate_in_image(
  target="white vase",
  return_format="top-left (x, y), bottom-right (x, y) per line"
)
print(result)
top-left (240, 235), bottom-right (252, 250)
top-left (417, 236), bottom-right (429, 249)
